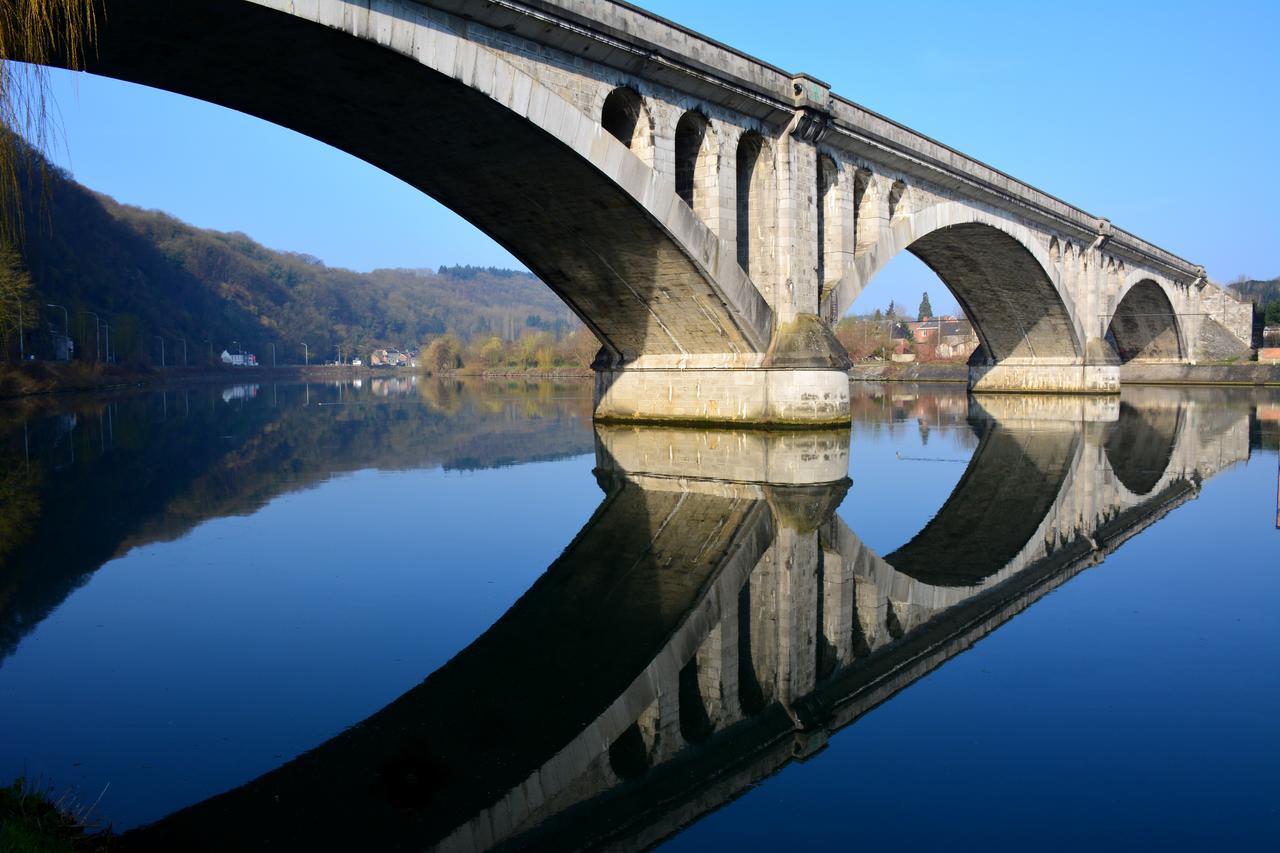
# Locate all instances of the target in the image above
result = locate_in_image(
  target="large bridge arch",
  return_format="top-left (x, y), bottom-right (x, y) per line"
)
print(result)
top-left (51, 0), bottom-right (773, 365)
top-left (1105, 273), bottom-right (1186, 363)
top-left (822, 201), bottom-right (1085, 362)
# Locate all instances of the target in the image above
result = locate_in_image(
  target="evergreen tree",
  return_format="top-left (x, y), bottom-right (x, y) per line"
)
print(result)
top-left (886, 300), bottom-right (896, 320)
top-left (918, 291), bottom-right (933, 321)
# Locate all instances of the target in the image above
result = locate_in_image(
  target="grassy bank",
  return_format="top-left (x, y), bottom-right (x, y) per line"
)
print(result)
top-left (0, 362), bottom-right (159, 400)
top-left (0, 778), bottom-right (118, 852)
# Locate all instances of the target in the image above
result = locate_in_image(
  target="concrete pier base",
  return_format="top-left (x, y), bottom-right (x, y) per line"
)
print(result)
top-left (968, 361), bottom-right (1120, 394)
top-left (593, 368), bottom-right (852, 426)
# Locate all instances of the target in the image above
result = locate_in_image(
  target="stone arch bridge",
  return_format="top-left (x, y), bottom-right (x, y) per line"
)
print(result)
top-left (54, 0), bottom-right (1254, 423)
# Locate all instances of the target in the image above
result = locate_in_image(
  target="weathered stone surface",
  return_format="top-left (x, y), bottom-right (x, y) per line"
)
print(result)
top-left (1194, 316), bottom-right (1254, 362)
top-left (594, 367), bottom-right (851, 425)
top-left (1121, 361), bottom-right (1280, 385)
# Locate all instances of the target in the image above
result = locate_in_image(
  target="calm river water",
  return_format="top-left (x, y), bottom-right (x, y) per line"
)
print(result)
top-left (1, 377), bottom-right (1277, 850)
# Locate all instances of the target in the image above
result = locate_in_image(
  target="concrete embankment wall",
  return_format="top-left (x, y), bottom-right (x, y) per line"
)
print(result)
top-left (1119, 362), bottom-right (1280, 386)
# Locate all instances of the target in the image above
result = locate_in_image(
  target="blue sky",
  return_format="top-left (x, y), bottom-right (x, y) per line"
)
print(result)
top-left (40, 0), bottom-right (1278, 317)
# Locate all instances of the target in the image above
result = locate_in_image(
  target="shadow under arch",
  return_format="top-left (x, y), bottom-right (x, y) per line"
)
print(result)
top-left (1103, 401), bottom-right (1182, 496)
top-left (823, 203), bottom-right (1083, 362)
top-left (43, 0), bottom-right (772, 364)
top-left (1106, 278), bottom-right (1185, 362)
top-left (882, 406), bottom-right (1082, 586)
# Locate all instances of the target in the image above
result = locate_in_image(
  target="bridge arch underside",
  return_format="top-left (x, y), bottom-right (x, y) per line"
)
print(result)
top-left (70, 0), bottom-right (768, 364)
top-left (1107, 280), bottom-right (1183, 362)
top-left (905, 223), bottom-right (1081, 363)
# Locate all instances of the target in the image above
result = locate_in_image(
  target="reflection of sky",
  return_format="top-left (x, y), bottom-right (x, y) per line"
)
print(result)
top-left (840, 421), bottom-right (975, 555)
top-left (667, 452), bottom-right (1280, 852)
top-left (0, 456), bottom-right (598, 829)
top-left (4, 383), bottom-right (1278, 846)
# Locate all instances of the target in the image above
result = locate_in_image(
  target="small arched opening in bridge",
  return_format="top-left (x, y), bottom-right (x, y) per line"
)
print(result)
top-left (601, 86), bottom-right (655, 168)
top-left (736, 577), bottom-right (769, 715)
top-left (607, 722), bottom-right (651, 780)
top-left (678, 657), bottom-right (716, 744)
top-left (1102, 401), bottom-right (1182, 496)
top-left (834, 217), bottom-right (1081, 366)
top-left (817, 154), bottom-right (852, 307)
top-left (851, 168), bottom-right (875, 255)
top-left (674, 110), bottom-right (717, 227)
top-left (887, 180), bottom-right (908, 220)
top-left (736, 130), bottom-right (777, 293)
top-left (1106, 279), bottom-right (1183, 362)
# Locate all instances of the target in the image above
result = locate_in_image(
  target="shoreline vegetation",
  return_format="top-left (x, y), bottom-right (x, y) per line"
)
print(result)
top-left (0, 359), bottom-right (594, 401)
top-left (0, 778), bottom-right (118, 852)
top-left (7, 356), bottom-right (1280, 403)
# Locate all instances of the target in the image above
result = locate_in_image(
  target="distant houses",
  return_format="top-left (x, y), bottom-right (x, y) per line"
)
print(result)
top-left (370, 348), bottom-right (410, 368)
top-left (890, 316), bottom-right (979, 361)
top-left (221, 349), bottom-right (258, 367)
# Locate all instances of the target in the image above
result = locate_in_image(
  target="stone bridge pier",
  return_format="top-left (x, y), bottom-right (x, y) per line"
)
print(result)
top-left (49, 0), bottom-right (1256, 422)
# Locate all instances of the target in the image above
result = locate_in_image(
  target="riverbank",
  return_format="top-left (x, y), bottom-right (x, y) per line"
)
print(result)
top-left (0, 778), bottom-right (119, 851)
top-left (848, 360), bottom-right (1280, 387)
top-left (0, 362), bottom-right (596, 402)
top-left (0, 362), bottom-right (157, 400)
top-left (848, 362), bottom-right (968, 383)
top-left (1119, 361), bottom-right (1280, 386)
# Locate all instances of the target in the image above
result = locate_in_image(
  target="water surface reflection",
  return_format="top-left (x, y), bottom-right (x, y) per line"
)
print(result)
top-left (0, 379), bottom-right (1275, 849)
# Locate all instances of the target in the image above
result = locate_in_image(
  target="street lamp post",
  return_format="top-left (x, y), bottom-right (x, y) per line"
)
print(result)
top-left (47, 303), bottom-right (68, 351)
top-left (301, 342), bottom-right (308, 365)
top-left (270, 342), bottom-right (276, 367)
top-left (154, 335), bottom-right (165, 368)
top-left (82, 311), bottom-right (100, 361)
top-left (176, 337), bottom-right (187, 367)
top-left (101, 322), bottom-right (110, 364)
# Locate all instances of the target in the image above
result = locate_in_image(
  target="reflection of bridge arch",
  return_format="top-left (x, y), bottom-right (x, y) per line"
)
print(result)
top-left (56, 0), bottom-right (773, 366)
top-left (124, 399), bottom-right (1251, 851)
top-left (884, 414), bottom-right (1081, 586)
top-left (1103, 401), bottom-right (1183, 496)
top-left (822, 202), bottom-right (1084, 362)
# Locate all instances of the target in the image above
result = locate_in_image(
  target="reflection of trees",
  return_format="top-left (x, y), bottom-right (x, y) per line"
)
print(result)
top-left (0, 379), bottom-right (594, 667)
top-left (848, 382), bottom-right (978, 448)
top-left (0, 453), bottom-right (40, 569)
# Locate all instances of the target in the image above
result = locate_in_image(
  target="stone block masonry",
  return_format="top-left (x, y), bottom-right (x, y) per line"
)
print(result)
top-left (56, 0), bottom-right (1252, 421)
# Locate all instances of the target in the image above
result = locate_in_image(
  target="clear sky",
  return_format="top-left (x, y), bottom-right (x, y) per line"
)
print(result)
top-left (39, 0), bottom-right (1279, 318)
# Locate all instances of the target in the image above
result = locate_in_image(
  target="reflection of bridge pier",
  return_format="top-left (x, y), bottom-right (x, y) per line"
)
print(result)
top-left (125, 395), bottom-right (1251, 852)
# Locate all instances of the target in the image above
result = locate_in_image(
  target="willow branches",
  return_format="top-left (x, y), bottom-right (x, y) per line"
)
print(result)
top-left (0, 0), bottom-right (97, 242)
